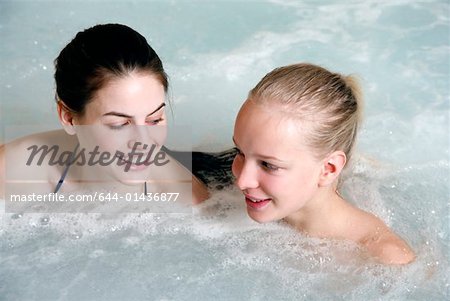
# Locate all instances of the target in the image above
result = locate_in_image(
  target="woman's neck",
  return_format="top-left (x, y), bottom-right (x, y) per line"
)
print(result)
top-left (283, 187), bottom-right (347, 238)
top-left (63, 164), bottom-right (146, 194)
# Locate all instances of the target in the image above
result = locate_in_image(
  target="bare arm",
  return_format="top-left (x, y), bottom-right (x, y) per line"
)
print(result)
top-left (362, 224), bottom-right (415, 265)
top-left (192, 175), bottom-right (210, 205)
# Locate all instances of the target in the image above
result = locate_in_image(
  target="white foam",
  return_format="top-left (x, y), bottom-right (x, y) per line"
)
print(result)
top-left (1, 159), bottom-right (448, 299)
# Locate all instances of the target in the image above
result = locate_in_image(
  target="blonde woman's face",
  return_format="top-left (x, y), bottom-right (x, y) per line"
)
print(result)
top-left (232, 100), bottom-right (324, 223)
top-left (73, 72), bottom-right (167, 184)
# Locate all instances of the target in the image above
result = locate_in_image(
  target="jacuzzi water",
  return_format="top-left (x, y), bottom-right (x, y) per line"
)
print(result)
top-left (0, 0), bottom-right (449, 300)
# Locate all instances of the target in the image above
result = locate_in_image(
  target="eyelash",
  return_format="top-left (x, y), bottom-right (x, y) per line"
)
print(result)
top-left (109, 121), bottom-right (130, 130)
top-left (108, 118), bottom-right (164, 130)
top-left (260, 161), bottom-right (279, 171)
top-left (147, 118), bottom-right (164, 125)
top-left (234, 147), bottom-right (280, 172)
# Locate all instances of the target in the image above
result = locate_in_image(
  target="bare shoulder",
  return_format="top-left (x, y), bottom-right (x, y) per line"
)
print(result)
top-left (192, 175), bottom-right (210, 205)
top-left (358, 211), bottom-right (415, 265)
top-left (1, 130), bottom-right (73, 152)
top-left (1, 129), bottom-right (75, 168)
top-left (157, 152), bottom-right (209, 205)
top-left (1, 130), bottom-right (76, 195)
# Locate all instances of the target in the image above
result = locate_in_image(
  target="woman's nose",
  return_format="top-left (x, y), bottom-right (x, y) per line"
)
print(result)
top-left (127, 125), bottom-right (150, 149)
top-left (127, 139), bottom-right (147, 150)
top-left (234, 160), bottom-right (259, 190)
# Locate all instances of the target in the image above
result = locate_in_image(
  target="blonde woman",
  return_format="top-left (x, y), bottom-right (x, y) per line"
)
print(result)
top-left (232, 63), bottom-right (415, 264)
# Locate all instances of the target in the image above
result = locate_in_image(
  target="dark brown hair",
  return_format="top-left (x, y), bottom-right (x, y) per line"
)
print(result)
top-left (54, 23), bottom-right (168, 114)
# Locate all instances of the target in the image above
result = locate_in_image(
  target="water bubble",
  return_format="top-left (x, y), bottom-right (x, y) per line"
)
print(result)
top-left (39, 216), bottom-right (50, 225)
top-left (11, 213), bottom-right (22, 219)
top-left (70, 230), bottom-right (83, 239)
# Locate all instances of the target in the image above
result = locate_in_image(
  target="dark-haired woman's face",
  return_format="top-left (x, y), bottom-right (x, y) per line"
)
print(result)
top-left (73, 72), bottom-right (167, 183)
top-left (76, 72), bottom-right (166, 127)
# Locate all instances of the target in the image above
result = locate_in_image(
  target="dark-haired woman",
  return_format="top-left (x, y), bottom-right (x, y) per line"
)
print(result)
top-left (0, 24), bottom-right (209, 206)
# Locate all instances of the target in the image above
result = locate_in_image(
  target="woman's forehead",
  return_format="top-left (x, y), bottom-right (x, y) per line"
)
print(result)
top-left (236, 101), bottom-right (311, 152)
top-left (87, 74), bottom-right (165, 113)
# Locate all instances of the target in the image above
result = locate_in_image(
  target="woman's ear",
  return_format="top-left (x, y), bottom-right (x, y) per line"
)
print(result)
top-left (318, 151), bottom-right (346, 187)
top-left (57, 101), bottom-right (77, 135)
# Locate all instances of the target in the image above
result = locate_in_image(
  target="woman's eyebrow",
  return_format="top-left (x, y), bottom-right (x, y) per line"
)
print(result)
top-left (102, 112), bottom-right (131, 118)
top-left (102, 103), bottom-right (165, 118)
top-left (232, 136), bottom-right (286, 163)
top-left (147, 103), bottom-right (165, 116)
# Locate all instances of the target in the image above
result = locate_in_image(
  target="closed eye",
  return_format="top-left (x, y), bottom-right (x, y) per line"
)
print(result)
top-left (108, 120), bottom-right (131, 130)
top-left (146, 118), bottom-right (164, 125)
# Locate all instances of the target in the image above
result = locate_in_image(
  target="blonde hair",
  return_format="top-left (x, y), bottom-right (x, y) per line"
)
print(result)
top-left (249, 63), bottom-right (363, 163)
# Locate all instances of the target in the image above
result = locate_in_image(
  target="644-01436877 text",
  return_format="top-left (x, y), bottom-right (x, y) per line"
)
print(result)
top-left (99, 192), bottom-right (180, 202)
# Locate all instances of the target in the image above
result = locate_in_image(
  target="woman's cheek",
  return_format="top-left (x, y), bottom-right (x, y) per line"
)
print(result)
top-left (231, 155), bottom-right (242, 178)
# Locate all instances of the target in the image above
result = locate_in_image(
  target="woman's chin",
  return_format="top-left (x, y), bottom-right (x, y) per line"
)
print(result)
top-left (247, 210), bottom-right (274, 224)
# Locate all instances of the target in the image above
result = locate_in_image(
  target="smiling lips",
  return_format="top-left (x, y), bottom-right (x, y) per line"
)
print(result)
top-left (245, 195), bottom-right (272, 210)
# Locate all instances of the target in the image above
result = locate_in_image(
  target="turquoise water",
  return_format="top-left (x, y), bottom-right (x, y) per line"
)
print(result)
top-left (1, 0), bottom-right (449, 300)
